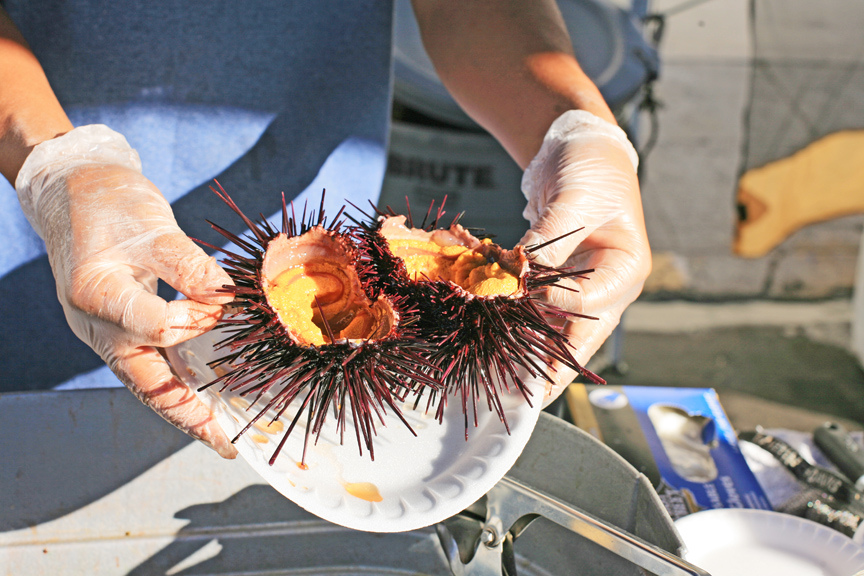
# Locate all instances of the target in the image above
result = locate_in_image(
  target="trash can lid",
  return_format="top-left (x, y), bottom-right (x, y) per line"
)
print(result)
top-left (393, 0), bottom-right (659, 128)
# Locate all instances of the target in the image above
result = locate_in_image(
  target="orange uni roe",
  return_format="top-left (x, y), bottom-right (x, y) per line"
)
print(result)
top-left (379, 216), bottom-right (528, 298)
top-left (262, 227), bottom-right (396, 346)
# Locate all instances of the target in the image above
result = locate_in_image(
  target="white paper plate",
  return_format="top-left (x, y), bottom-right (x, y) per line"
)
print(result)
top-left (675, 509), bottom-right (864, 576)
top-left (167, 329), bottom-right (543, 533)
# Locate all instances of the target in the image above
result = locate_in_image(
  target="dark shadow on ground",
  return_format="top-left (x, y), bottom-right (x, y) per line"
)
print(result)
top-left (125, 485), bottom-right (450, 576)
top-left (0, 389), bottom-right (192, 532)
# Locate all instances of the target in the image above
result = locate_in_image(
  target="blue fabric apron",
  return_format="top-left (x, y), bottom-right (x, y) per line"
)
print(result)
top-left (0, 1), bottom-right (394, 390)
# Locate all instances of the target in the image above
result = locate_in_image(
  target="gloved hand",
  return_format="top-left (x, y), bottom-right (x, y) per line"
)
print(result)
top-left (519, 110), bottom-right (651, 402)
top-left (16, 124), bottom-right (238, 458)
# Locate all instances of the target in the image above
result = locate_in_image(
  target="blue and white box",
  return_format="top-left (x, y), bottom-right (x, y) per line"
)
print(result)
top-left (567, 385), bottom-right (771, 519)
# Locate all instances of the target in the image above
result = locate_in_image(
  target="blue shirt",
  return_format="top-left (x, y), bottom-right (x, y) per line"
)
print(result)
top-left (0, 1), bottom-right (395, 390)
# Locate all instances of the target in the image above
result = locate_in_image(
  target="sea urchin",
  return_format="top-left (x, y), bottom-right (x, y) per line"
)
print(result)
top-left (350, 201), bottom-right (604, 438)
top-left (195, 183), bottom-right (440, 465)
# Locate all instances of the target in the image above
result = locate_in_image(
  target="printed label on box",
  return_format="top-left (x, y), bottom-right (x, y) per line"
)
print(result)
top-left (567, 384), bottom-right (771, 519)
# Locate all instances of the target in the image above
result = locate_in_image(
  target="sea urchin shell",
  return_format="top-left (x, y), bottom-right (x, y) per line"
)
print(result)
top-left (196, 183), bottom-right (440, 465)
top-left (350, 201), bottom-right (604, 438)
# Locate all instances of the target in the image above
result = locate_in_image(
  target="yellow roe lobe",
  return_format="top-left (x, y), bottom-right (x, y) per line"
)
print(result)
top-left (261, 229), bottom-right (396, 347)
top-left (388, 237), bottom-right (520, 297)
top-left (266, 261), bottom-right (347, 346)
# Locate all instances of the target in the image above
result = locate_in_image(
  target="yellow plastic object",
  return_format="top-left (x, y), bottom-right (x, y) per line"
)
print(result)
top-left (735, 130), bottom-right (864, 258)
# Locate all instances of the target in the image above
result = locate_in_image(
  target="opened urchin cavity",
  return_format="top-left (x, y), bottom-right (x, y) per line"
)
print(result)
top-left (197, 183), bottom-right (440, 465)
top-left (351, 203), bottom-right (604, 438)
top-left (378, 215), bottom-right (529, 298)
top-left (261, 228), bottom-right (397, 346)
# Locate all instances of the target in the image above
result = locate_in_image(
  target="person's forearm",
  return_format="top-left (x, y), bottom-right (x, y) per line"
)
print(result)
top-left (411, 0), bottom-right (615, 169)
top-left (0, 7), bottom-right (73, 185)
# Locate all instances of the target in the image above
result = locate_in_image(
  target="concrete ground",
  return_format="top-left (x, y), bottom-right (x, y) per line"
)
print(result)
top-left (604, 0), bottom-right (861, 302)
top-left (588, 300), bottom-right (864, 433)
top-left (593, 0), bottom-right (864, 432)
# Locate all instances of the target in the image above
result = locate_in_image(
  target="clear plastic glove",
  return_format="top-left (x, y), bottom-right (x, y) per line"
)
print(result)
top-left (16, 125), bottom-right (238, 458)
top-left (520, 110), bottom-right (651, 402)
